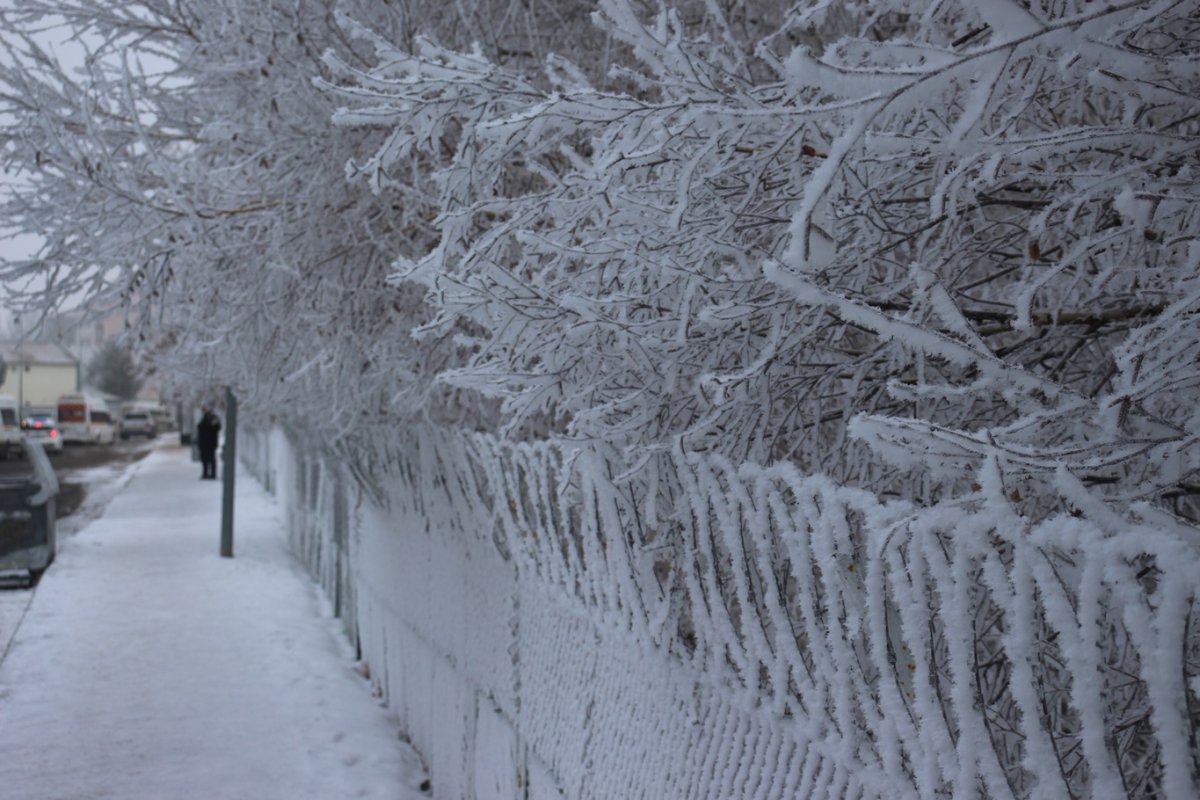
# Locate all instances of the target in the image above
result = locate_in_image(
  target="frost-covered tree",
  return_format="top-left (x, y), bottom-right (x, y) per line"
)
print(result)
top-left (85, 340), bottom-right (143, 399)
top-left (0, 2), bottom-right (408, 435)
top-left (321, 0), bottom-right (1200, 527)
top-left (1, 2), bottom-right (1199, 796)
top-left (0, 0), bottom-right (613, 466)
top-left (318, 8), bottom-right (1200, 794)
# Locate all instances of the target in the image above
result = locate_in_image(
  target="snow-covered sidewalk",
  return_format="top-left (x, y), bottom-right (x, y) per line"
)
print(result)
top-left (0, 444), bottom-right (425, 800)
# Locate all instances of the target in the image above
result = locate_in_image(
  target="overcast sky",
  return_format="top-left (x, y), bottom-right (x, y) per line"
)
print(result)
top-left (0, 9), bottom-right (92, 336)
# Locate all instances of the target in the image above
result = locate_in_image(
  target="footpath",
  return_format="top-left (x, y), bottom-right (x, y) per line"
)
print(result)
top-left (0, 443), bottom-right (426, 800)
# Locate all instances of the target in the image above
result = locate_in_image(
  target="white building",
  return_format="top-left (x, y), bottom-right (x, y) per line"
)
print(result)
top-left (38, 307), bottom-right (124, 370)
top-left (0, 340), bottom-right (80, 414)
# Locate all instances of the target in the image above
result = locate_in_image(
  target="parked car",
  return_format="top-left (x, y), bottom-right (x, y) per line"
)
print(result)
top-left (119, 411), bottom-right (157, 439)
top-left (0, 395), bottom-right (22, 458)
top-left (121, 402), bottom-right (174, 434)
top-left (149, 406), bottom-right (175, 432)
top-left (21, 415), bottom-right (63, 454)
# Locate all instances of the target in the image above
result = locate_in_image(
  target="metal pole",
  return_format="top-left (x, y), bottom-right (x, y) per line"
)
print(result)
top-left (15, 317), bottom-right (22, 415)
top-left (220, 387), bottom-right (237, 558)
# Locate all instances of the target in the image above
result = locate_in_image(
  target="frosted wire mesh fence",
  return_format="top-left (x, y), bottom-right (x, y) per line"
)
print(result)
top-left (250, 427), bottom-right (1199, 800)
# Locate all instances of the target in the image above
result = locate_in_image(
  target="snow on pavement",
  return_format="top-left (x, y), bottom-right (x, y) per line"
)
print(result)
top-left (0, 444), bottom-right (427, 800)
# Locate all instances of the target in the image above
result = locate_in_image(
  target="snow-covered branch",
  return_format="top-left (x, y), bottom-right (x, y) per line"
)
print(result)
top-left (323, 0), bottom-right (1200, 527)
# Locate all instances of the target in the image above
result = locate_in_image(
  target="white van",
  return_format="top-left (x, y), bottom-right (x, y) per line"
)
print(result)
top-left (0, 395), bottom-right (21, 456)
top-left (56, 393), bottom-right (117, 445)
top-left (122, 400), bottom-right (173, 433)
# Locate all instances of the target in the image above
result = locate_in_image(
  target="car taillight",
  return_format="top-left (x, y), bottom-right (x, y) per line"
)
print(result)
top-left (33, 422), bottom-right (43, 429)
top-left (49, 430), bottom-right (58, 438)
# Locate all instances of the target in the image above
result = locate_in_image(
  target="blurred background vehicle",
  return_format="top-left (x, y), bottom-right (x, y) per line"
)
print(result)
top-left (56, 393), bottom-right (116, 445)
top-left (21, 415), bottom-right (63, 454)
top-left (118, 411), bottom-right (157, 439)
top-left (148, 406), bottom-right (174, 432)
top-left (121, 400), bottom-right (174, 434)
top-left (0, 395), bottom-right (22, 458)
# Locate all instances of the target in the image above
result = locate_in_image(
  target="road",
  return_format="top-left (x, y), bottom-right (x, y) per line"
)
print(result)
top-left (0, 436), bottom-right (161, 518)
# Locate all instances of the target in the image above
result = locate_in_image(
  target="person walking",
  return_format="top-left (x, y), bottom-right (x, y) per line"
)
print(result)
top-left (196, 407), bottom-right (221, 480)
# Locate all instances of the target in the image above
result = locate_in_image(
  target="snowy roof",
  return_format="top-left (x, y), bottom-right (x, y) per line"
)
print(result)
top-left (0, 340), bottom-right (79, 367)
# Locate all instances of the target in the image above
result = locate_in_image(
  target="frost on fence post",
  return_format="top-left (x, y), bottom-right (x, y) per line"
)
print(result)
top-left (449, 434), bottom-right (1200, 799)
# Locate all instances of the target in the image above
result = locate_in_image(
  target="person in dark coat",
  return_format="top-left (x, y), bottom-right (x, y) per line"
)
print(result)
top-left (196, 407), bottom-right (221, 479)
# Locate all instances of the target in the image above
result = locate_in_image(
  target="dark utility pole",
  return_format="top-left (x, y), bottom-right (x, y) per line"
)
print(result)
top-left (220, 387), bottom-right (237, 558)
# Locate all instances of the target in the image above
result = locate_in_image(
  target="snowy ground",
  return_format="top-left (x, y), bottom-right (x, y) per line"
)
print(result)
top-left (0, 440), bottom-right (154, 638)
top-left (0, 443), bottom-right (428, 800)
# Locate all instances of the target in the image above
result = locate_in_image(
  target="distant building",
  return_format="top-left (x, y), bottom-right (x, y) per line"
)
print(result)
top-left (0, 340), bottom-right (80, 414)
top-left (39, 307), bottom-right (124, 369)
top-left (37, 307), bottom-right (164, 404)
